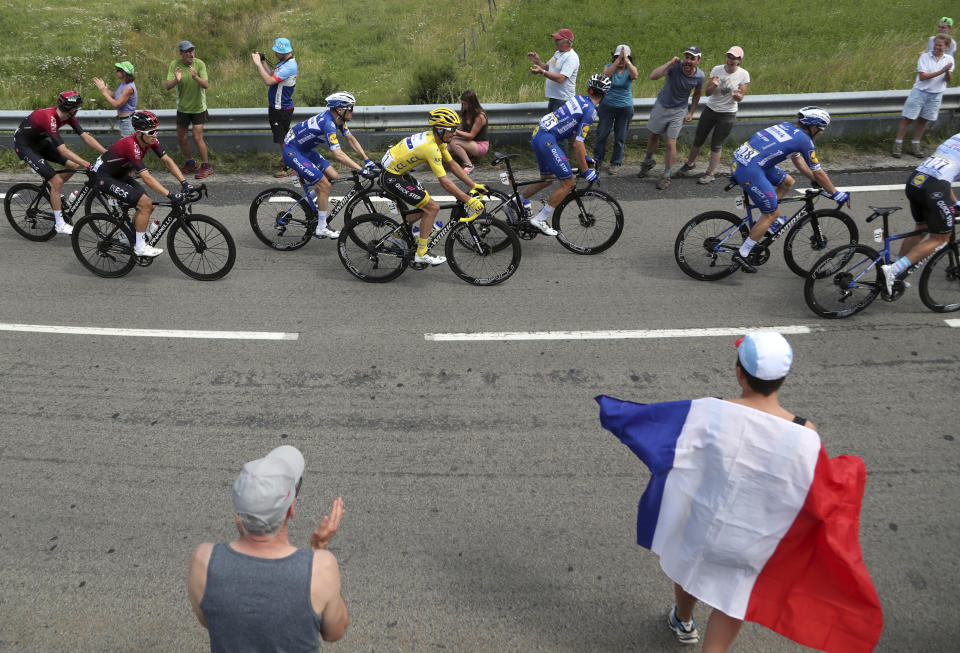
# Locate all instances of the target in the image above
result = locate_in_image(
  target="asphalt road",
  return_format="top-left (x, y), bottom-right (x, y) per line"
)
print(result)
top-left (0, 168), bottom-right (957, 652)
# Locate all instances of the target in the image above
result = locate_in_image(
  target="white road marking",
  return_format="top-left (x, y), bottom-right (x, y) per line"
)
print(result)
top-left (425, 325), bottom-right (814, 342)
top-left (0, 323), bottom-right (298, 340)
top-left (946, 319), bottom-right (960, 327)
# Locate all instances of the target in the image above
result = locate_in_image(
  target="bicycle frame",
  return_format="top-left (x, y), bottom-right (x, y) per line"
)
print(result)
top-left (493, 152), bottom-right (594, 208)
top-left (386, 200), bottom-right (474, 254)
top-left (717, 186), bottom-right (832, 249)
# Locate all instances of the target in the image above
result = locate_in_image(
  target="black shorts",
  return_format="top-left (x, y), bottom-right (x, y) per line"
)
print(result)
top-left (380, 171), bottom-right (430, 210)
top-left (906, 172), bottom-right (955, 234)
top-left (692, 106), bottom-right (737, 152)
top-left (176, 111), bottom-right (209, 128)
top-left (96, 173), bottom-right (146, 206)
top-left (13, 132), bottom-right (66, 180)
top-left (269, 107), bottom-right (295, 143)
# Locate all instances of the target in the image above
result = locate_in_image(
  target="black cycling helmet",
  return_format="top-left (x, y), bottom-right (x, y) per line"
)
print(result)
top-left (131, 110), bottom-right (160, 132)
top-left (57, 91), bottom-right (82, 112)
top-left (587, 74), bottom-right (612, 96)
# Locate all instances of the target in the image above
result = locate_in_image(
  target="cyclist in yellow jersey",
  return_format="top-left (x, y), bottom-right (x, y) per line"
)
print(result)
top-left (380, 107), bottom-right (486, 266)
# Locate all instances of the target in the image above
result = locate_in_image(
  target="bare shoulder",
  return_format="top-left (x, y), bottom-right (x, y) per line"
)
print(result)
top-left (311, 548), bottom-right (340, 578)
top-left (803, 419), bottom-right (818, 433)
top-left (191, 542), bottom-right (215, 565)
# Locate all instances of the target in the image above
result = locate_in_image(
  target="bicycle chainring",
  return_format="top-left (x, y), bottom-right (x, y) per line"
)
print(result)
top-left (748, 245), bottom-right (770, 266)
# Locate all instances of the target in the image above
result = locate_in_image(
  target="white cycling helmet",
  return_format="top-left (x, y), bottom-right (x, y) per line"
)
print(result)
top-left (797, 106), bottom-right (831, 128)
top-left (326, 92), bottom-right (356, 109)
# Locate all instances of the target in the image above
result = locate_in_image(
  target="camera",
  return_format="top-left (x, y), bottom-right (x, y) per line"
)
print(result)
top-left (256, 52), bottom-right (266, 61)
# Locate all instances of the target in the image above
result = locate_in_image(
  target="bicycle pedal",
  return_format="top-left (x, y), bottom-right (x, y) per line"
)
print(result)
top-left (410, 262), bottom-right (428, 271)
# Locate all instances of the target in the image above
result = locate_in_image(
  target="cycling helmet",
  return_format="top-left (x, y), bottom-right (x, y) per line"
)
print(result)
top-left (326, 92), bottom-right (356, 109)
top-left (587, 74), bottom-right (612, 95)
top-left (131, 110), bottom-right (160, 132)
top-left (428, 107), bottom-right (461, 129)
top-left (57, 91), bottom-right (82, 112)
top-left (797, 106), bottom-right (831, 128)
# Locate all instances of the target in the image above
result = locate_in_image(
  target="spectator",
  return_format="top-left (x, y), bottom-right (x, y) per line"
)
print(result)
top-left (677, 46), bottom-right (750, 184)
top-left (636, 46), bottom-right (704, 190)
top-left (92, 61), bottom-right (138, 137)
top-left (926, 17), bottom-right (956, 56)
top-left (527, 28), bottom-right (580, 149)
top-left (253, 37), bottom-right (298, 178)
top-left (165, 40), bottom-right (213, 178)
top-left (593, 44), bottom-right (638, 175)
top-left (448, 90), bottom-right (489, 173)
top-left (187, 445), bottom-right (349, 651)
top-left (893, 34), bottom-right (954, 158)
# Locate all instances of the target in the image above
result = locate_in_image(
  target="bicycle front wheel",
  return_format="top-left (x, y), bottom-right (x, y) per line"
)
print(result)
top-left (337, 213), bottom-right (410, 283)
top-left (249, 187), bottom-right (314, 250)
top-left (919, 242), bottom-right (960, 312)
top-left (4, 183), bottom-right (56, 241)
top-left (343, 187), bottom-right (395, 224)
top-left (674, 211), bottom-right (747, 280)
top-left (804, 244), bottom-right (882, 318)
top-left (83, 190), bottom-right (133, 221)
top-left (552, 189), bottom-right (624, 254)
top-left (474, 188), bottom-right (521, 251)
top-left (445, 216), bottom-right (522, 286)
top-left (167, 214), bottom-right (236, 280)
top-left (783, 208), bottom-right (858, 277)
top-left (70, 213), bottom-right (136, 277)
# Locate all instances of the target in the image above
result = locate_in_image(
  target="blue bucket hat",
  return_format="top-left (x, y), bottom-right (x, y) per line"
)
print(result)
top-left (273, 38), bottom-right (293, 54)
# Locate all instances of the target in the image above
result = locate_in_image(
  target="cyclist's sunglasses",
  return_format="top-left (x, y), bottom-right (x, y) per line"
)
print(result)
top-left (434, 126), bottom-right (457, 133)
top-left (138, 129), bottom-right (159, 136)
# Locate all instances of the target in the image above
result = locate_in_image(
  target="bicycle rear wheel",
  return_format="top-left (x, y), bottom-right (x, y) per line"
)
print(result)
top-left (249, 187), bottom-right (314, 250)
top-left (674, 211), bottom-right (747, 280)
top-left (168, 214), bottom-right (236, 280)
top-left (783, 209), bottom-right (858, 277)
top-left (804, 244), bottom-right (882, 318)
top-left (83, 189), bottom-right (133, 221)
top-left (551, 189), bottom-right (623, 254)
top-left (343, 187), bottom-right (396, 225)
top-left (4, 183), bottom-right (56, 241)
top-left (919, 243), bottom-right (960, 312)
top-left (337, 213), bottom-right (410, 283)
top-left (445, 216), bottom-right (521, 286)
top-left (70, 213), bottom-right (136, 277)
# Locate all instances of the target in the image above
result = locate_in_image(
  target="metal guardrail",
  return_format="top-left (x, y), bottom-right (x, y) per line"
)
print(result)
top-left (2, 89), bottom-right (958, 133)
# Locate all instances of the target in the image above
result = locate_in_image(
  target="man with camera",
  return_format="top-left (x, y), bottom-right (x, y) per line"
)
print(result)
top-left (253, 38), bottom-right (298, 177)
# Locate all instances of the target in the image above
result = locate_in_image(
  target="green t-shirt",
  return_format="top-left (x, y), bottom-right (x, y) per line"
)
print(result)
top-left (166, 58), bottom-right (208, 113)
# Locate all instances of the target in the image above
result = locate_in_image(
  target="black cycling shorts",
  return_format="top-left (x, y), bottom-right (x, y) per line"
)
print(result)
top-left (380, 171), bottom-right (430, 210)
top-left (96, 173), bottom-right (147, 206)
top-left (906, 172), bottom-right (955, 234)
top-left (13, 133), bottom-right (66, 181)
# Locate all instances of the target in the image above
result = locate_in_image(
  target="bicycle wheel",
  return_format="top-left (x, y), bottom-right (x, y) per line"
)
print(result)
top-left (674, 211), bottom-right (748, 281)
top-left (551, 189), bottom-right (624, 254)
top-left (474, 188), bottom-right (522, 251)
top-left (803, 244), bottom-right (882, 318)
top-left (919, 243), bottom-right (960, 312)
top-left (249, 187), bottom-right (315, 250)
top-left (82, 189), bottom-right (129, 220)
top-left (337, 213), bottom-right (410, 283)
top-left (782, 208), bottom-right (858, 277)
top-left (70, 213), bottom-right (136, 277)
top-left (445, 216), bottom-right (522, 286)
top-left (343, 187), bottom-right (396, 224)
top-left (167, 214), bottom-right (236, 280)
top-left (4, 183), bottom-right (56, 241)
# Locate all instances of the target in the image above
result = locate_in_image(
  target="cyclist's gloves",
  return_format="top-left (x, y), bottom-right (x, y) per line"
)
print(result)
top-left (167, 191), bottom-right (186, 205)
top-left (363, 158), bottom-right (376, 170)
top-left (465, 195), bottom-right (485, 214)
top-left (582, 168), bottom-right (599, 183)
top-left (180, 180), bottom-right (195, 193)
top-left (359, 166), bottom-right (376, 179)
top-left (832, 190), bottom-right (850, 204)
top-left (469, 183), bottom-right (487, 197)
top-left (584, 155), bottom-right (595, 168)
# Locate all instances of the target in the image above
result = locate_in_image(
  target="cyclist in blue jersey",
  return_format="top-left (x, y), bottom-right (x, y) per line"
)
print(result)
top-left (282, 92), bottom-right (378, 239)
top-left (729, 106), bottom-right (850, 273)
top-left (522, 73), bottom-right (610, 236)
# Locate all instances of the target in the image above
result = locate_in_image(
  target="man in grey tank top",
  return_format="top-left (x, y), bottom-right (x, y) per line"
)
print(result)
top-left (187, 445), bottom-right (349, 652)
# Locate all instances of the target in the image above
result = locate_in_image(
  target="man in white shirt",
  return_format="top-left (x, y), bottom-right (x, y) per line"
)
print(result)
top-left (894, 34), bottom-right (954, 158)
top-left (527, 28), bottom-right (580, 148)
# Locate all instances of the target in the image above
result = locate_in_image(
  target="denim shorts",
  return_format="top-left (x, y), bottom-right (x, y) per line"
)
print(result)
top-left (902, 88), bottom-right (943, 121)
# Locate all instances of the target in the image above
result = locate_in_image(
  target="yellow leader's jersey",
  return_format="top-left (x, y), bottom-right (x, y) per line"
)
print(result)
top-left (381, 131), bottom-right (452, 177)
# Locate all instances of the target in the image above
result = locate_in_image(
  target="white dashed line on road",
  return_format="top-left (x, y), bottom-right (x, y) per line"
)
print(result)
top-left (425, 325), bottom-right (815, 342)
top-left (0, 323), bottom-right (298, 340)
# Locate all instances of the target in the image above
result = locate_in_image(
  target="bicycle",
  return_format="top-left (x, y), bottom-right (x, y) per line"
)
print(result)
top-left (481, 151), bottom-right (624, 255)
top-left (248, 169), bottom-right (385, 250)
top-left (70, 184), bottom-right (236, 280)
top-left (4, 168), bottom-right (128, 241)
top-left (337, 198), bottom-right (522, 286)
top-left (804, 205), bottom-right (960, 317)
top-left (674, 181), bottom-right (858, 280)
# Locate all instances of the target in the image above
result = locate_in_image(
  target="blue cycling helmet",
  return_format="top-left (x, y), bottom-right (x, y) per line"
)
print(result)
top-left (797, 106), bottom-right (831, 128)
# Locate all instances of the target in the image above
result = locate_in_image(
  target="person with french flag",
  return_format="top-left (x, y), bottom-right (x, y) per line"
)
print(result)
top-left (597, 332), bottom-right (883, 652)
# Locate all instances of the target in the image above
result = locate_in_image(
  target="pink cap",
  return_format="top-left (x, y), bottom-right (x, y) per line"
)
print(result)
top-left (727, 46), bottom-right (745, 59)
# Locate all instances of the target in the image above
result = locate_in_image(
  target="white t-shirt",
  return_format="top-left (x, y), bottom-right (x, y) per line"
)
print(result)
top-left (545, 49), bottom-right (580, 101)
top-left (705, 65), bottom-right (751, 113)
top-left (926, 35), bottom-right (957, 56)
top-left (914, 52), bottom-right (955, 93)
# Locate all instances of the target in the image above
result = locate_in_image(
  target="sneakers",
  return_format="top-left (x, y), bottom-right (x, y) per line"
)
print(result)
top-left (529, 218), bottom-right (559, 236)
top-left (891, 142), bottom-right (902, 158)
top-left (54, 222), bottom-right (73, 235)
top-left (676, 163), bottom-right (696, 178)
top-left (179, 160), bottom-right (199, 174)
top-left (667, 606), bottom-right (699, 645)
top-left (607, 163), bottom-right (620, 175)
top-left (636, 159), bottom-right (656, 178)
top-left (656, 176), bottom-right (672, 190)
top-left (273, 167), bottom-right (296, 178)
top-left (414, 252), bottom-right (446, 266)
top-left (134, 243), bottom-right (163, 257)
top-left (195, 163), bottom-right (214, 179)
top-left (697, 173), bottom-right (716, 185)
top-left (732, 252), bottom-right (758, 273)
top-left (314, 226), bottom-right (340, 239)
top-left (881, 264), bottom-right (897, 295)
top-left (909, 142), bottom-right (923, 158)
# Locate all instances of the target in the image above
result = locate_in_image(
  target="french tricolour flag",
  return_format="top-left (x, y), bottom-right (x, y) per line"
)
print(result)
top-left (597, 395), bottom-right (883, 653)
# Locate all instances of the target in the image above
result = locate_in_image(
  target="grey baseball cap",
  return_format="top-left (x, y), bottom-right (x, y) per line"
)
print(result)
top-left (178, 40), bottom-right (195, 51)
top-left (232, 446), bottom-right (305, 529)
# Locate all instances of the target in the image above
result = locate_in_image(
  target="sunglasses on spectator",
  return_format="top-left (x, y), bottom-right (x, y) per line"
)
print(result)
top-left (138, 129), bottom-right (159, 136)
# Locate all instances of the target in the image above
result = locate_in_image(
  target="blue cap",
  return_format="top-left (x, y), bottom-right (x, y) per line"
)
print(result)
top-left (736, 332), bottom-right (793, 381)
top-left (273, 38), bottom-right (292, 54)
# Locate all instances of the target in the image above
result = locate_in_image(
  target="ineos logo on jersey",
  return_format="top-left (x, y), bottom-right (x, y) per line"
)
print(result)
top-left (110, 185), bottom-right (129, 198)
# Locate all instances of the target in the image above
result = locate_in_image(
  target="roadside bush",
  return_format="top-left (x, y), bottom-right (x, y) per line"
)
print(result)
top-left (408, 64), bottom-right (461, 104)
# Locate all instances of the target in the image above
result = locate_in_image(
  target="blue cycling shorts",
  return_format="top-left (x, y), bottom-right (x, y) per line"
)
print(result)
top-left (531, 128), bottom-right (573, 180)
top-left (282, 147), bottom-right (330, 184)
top-left (731, 161), bottom-right (788, 214)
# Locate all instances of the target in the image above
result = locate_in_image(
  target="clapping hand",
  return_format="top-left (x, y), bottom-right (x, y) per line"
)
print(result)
top-left (310, 497), bottom-right (345, 550)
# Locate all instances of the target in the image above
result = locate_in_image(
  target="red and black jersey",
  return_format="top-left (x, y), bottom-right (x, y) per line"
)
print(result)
top-left (95, 134), bottom-right (166, 177)
top-left (15, 106), bottom-right (85, 147)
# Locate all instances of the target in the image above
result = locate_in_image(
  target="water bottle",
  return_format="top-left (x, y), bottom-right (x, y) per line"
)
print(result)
top-left (412, 224), bottom-right (420, 238)
top-left (308, 188), bottom-right (318, 205)
top-left (432, 219), bottom-right (443, 233)
top-left (387, 201), bottom-right (399, 214)
top-left (767, 215), bottom-right (787, 236)
top-left (499, 171), bottom-right (510, 186)
top-left (65, 189), bottom-right (80, 208)
top-left (146, 219), bottom-right (161, 238)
